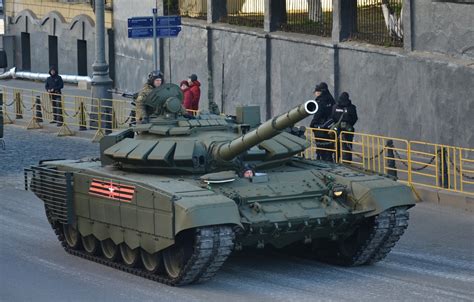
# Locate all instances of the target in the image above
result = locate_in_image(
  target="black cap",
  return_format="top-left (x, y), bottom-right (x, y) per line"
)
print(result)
top-left (338, 92), bottom-right (350, 103)
top-left (189, 74), bottom-right (198, 82)
top-left (314, 82), bottom-right (328, 92)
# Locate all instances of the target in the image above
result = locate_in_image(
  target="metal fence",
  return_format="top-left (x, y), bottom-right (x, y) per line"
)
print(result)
top-left (1, 85), bottom-right (132, 142)
top-left (302, 128), bottom-right (474, 196)
top-left (164, 0), bottom-right (207, 20)
top-left (280, 0), bottom-right (333, 37)
top-left (220, 0), bottom-right (265, 28)
top-left (349, 0), bottom-right (403, 47)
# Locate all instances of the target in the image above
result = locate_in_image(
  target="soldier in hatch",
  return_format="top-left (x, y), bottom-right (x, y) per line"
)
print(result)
top-left (135, 70), bottom-right (164, 124)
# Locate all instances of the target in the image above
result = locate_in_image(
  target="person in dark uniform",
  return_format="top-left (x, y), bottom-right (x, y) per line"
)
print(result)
top-left (45, 66), bottom-right (64, 126)
top-left (310, 82), bottom-right (336, 161)
top-left (331, 92), bottom-right (358, 162)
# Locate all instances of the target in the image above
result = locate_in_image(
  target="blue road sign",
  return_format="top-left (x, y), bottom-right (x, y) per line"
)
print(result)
top-left (128, 17), bottom-right (153, 28)
top-left (128, 27), bottom-right (181, 39)
top-left (156, 27), bottom-right (182, 37)
top-left (128, 16), bottom-right (181, 28)
top-left (156, 16), bottom-right (181, 27)
top-left (128, 28), bottom-right (154, 39)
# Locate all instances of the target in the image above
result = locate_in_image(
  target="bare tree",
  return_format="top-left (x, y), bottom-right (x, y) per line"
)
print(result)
top-left (308, 0), bottom-right (323, 22)
top-left (381, 0), bottom-right (403, 39)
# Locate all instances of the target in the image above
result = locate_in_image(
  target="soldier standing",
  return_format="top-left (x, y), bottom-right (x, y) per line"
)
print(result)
top-left (332, 92), bottom-right (358, 162)
top-left (45, 66), bottom-right (64, 126)
top-left (135, 70), bottom-right (163, 124)
top-left (310, 82), bottom-right (336, 161)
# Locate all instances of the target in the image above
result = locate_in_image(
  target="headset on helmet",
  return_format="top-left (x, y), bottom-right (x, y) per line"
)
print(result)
top-left (148, 70), bottom-right (164, 86)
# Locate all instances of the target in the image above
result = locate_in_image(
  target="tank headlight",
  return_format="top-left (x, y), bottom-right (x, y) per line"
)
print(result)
top-left (332, 186), bottom-right (345, 198)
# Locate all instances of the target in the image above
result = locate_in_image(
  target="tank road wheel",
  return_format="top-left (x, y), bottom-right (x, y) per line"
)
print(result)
top-left (162, 231), bottom-right (194, 279)
top-left (81, 235), bottom-right (100, 255)
top-left (62, 224), bottom-right (81, 250)
top-left (140, 249), bottom-right (162, 273)
top-left (101, 239), bottom-right (119, 261)
top-left (120, 244), bottom-right (140, 267)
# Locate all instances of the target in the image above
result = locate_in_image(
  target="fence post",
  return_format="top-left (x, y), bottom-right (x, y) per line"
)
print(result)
top-left (35, 95), bottom-right (43, 122)
top-left (438, 147), bottom-right (449, 188)
top-left (15, 91), bottom-right (23, 119)
top-left (79, 101), bottom-right (87, 131)
top-left (386, 140), bottom-right (397, 178)
top-left (0, 92), bottom-right (3, 140)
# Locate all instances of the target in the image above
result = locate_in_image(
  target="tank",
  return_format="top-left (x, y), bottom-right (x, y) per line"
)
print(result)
top-left (25, 83), bottom-right (416, 286)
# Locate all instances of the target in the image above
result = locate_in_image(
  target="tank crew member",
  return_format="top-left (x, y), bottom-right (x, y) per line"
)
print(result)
top-left (135, 70), bottom-right (163, 124)
top-left (241, 164), bottom-right (255, 179)
top-left (309, 82), bottom-right (336, 161)
top-left (187, 74), bottom-right (201, 111)
top-left (45, 66), bottom-right (64, 126)
top-left (332, 92), bottom-right (358, 162)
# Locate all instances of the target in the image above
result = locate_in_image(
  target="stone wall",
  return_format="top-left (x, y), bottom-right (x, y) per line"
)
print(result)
top-left (411, 1), bottom-right (474, 59)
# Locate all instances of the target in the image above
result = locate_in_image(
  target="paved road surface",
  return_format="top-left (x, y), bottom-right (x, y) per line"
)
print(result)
top-left (1, 126), bottom-right (473, 301)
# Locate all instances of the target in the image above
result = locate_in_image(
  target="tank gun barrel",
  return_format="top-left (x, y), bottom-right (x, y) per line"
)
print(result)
top-left (215, 100), bottom-right (318, 161)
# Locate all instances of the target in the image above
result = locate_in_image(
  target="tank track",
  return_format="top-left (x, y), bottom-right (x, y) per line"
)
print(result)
top-left (344, 206), bottom-right (410, 266)
top-left (45, 209), bottom-right (235, 286)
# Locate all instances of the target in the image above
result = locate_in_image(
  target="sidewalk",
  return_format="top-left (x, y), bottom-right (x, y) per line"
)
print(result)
top-left (0, 78), bottom-right (92, 97)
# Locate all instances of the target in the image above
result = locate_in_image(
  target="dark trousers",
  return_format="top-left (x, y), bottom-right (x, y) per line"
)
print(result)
top-left (51, 94), bottom-right (63, 124)
top-left (313, 129), bottom-right (334, 162)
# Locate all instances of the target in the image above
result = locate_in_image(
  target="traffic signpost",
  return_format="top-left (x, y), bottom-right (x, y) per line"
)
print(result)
top-left (127, 9), bottom-right (182, 70)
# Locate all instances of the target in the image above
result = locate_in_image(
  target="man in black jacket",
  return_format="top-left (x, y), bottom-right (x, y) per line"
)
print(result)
top-left (332, 92), bottom-right (358, 162)
top-left (45, 66), bottom-right (64, 125)
top-left (310, 82), bottom-right (335, 161)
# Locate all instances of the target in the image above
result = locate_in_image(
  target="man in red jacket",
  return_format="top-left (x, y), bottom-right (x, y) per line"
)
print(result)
top-left (187, 74), bottom-right (201, 110)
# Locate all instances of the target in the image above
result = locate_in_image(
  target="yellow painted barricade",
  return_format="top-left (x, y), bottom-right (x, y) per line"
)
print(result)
top-left (409, 141), bottom-right (474, 195)
top-left (338, 131), bottom-right (410, 181)
top-left (304, 127), bottom-right (338, 161)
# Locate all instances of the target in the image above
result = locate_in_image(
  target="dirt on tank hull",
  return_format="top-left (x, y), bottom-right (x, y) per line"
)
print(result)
top-left (25, 84), bottom-right (415, 285)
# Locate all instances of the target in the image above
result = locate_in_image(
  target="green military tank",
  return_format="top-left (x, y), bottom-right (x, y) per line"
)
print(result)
top-left (25, 83), bottom-right (416, 286)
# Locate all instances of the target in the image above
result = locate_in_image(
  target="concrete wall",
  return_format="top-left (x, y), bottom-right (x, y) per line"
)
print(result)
top-left (412, 1), bottom-right (474, 59)
top-left (113, 0), bottom-right (157, 93)
top-left (338, 44), bottom-right (474, 147)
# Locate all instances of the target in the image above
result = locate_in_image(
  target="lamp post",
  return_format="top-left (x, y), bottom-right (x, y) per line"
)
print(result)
top-left (91, 0), bottom-right (112, 133)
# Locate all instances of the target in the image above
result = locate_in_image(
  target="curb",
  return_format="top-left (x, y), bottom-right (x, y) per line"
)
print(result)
top-left (413, 185), bottom-right (473, 213)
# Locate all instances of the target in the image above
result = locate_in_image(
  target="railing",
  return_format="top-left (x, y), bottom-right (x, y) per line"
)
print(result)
top-left (348, 0), bottom-right (403, 47)
top-left (1, 85), bottom-right (133, 142)
top-left (302, 128), bottom-right (473, 195)
top-left (178, 0), bottom-right (207, 20)
top-left (279, 0), bottom-right (333, 37)
top-left (220, 0), bottom-right (265, 28)
top-left (3, 85), bottom-right (472, 196)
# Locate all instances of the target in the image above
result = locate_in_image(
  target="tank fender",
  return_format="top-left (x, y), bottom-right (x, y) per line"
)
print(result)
top-left (173, 194), bottom-right (242, 235)
top-left (328, 174), bottom-right (417, 216)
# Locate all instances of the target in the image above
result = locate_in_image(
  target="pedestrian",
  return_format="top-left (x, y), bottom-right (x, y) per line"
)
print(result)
top-left (135, 70), bottom-right (163, 124)
top-left (180, 80), bottom-right (195, 113)
top-left (45, 66), bottom-right (64, 126)
top-left (331, 92), bottom-right (358, 162)
top-left (187, 74), bottom-right (201, 111)
top-left (309, 82), bottom-right (335, 161)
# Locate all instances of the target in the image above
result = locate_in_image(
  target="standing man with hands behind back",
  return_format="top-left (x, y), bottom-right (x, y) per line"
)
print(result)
top-left (310, 82), bottom-right (336, 161)
top-left (45, 66), bottom-right (64, 126)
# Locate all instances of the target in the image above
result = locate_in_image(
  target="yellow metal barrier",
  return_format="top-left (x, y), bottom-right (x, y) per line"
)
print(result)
top-left (0, 85), bottom-right (131, 141)
top-left (338, 131), bottom-right (411, 180)
top-left (409, 141), bottom-right (474, 195)
top-left (303, 128), bottom-right (338, 161)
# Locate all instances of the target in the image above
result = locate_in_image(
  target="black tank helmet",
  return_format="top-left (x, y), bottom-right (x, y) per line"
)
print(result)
top-left (147, 70), bottom-right (164, 86)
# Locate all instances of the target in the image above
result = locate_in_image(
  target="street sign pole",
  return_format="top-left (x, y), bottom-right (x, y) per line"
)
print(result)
top-left (152, 8), bottom-right (158, 71)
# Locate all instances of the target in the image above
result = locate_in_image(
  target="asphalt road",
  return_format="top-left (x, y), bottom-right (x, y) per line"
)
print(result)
top-left (1, 126), bottom-right (473, 301)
